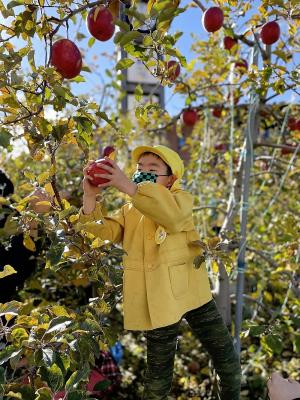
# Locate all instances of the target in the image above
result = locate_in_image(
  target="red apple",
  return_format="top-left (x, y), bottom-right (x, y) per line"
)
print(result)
top-left (87, 159), bottom-right (112, 186)
top-left (202, 7), bottom-right (224, 33)
top-left (281, 143), bottom-right (298, 156)
top-left (214, 143), bottom-right (228, 152)
top-left (182, 109), bottom-right (198, 126)
top-left (103, 145), bottom-right (116, 157)
top-left (87, 6), bottom-right (115, 41)
top-left (287, 117), bottom-right (298, 131)
top-left (260, 21), bottom-right (280, 45)
top-left (187, 361), bottom-right (200, 374)
top-left (234, 59), bottom-right (248, 73)
top-left (224, 36), bottom-right (237, 50)
top-left (166, 60), bottom-right (180, 81)
top-left (212, 107), bottom-right (223, 118)
top-left (50, 39), bottom-right (82, 79)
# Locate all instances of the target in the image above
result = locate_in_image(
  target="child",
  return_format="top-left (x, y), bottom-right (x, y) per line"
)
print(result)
top-left (77, 145), bottom-right (241, 400)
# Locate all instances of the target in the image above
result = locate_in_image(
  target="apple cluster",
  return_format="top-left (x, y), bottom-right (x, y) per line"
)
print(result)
top-left (50, 6), bottom-right (115, 79)
top-left (202, 6), bottom-right (281, 48)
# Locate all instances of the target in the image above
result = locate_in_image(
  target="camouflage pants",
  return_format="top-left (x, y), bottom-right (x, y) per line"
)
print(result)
top-left (142, 299), bottom-right (241, 400)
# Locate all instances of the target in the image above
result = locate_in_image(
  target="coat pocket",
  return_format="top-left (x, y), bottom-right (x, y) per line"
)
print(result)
top-left (168, 262), bottom-right (189, 299)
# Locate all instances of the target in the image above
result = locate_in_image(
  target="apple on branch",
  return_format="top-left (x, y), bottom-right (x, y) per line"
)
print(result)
top-left (87, 6), bottom-right (115, 41)
top-left (50, 39), bottom-right (82, 79)
top-left (260, 21), bottom-right (280, 45)
top-left (202, 7), bottom-right (224, 33)
top-left (224, 36), bottom-right (238, 51)
top-left (212, 107), bottom-right (223, 118)
top-left (86, 146), bottom-right (116, 186)
top-left (234, 59), bottom-right (248, 74)
top-left (182, 109), bottom-right (198, 126)
top-left (166, 60), bottom-right (180, 81)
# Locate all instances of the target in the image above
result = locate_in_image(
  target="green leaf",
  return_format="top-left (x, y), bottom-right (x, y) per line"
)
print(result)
top-left (114, 19), bottom-right (130, 32)
top-left (134, 84), bottom-right (143, 101)
top-left (93, 379), bottom-right (112, 391)
top-left (0, 128), bottom-right (12, 148)
top-left (46, 242), bottom-right (65, 268)
top-left (88, 37), bottom-right (95, 48)
top-left (0, 366), bottom-right (5, 384)
top-left (42, 348), bottom-right (55, 367)
top-left (115, 58), bottom-right (135, 70)
top-left (265, 334), bottom-right (283, 355)
top-left (38, 364), bottom-right (64, 392)
top-left (0, 345), bottom-right (22, 365)
top-left (35, 387), bottom-right (52, 400)
top-left (143, 35), bottom-right (153, 46)
top-left (0, 301), bottom-right (21, 317)
top-left (7, 0), bottom-right (23, 9)
top-left (45, 316), bottom-right (73, 334)
top-left (65, 365), bottom-right (90, 391)
top-left (118, 31), bottom-right (143, 46)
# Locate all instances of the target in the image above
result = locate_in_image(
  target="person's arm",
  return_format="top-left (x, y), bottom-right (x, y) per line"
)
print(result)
top-left (77, 198), bottom-right (125, 244)
top-left (131, 181), bottom-right (194, 232)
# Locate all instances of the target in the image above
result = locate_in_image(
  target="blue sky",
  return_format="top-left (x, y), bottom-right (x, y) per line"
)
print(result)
top-left (1, 0), bottom-right (299, 118)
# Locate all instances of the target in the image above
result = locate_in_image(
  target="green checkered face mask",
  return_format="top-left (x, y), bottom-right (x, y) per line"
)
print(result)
top-left (132, 171), bottom-right (170, 184)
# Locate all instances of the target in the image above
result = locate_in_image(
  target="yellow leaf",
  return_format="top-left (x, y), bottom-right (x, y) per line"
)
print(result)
top-left (0, 196), bottom-right (9, 205)
top-left (69, 214), bottom-right (79, 223)
top-left (32, 149), bottom-right (45, 161)
top-left (51, 306), bottom-right (70, 317)
top-left (23, 234), bottom-right (36, 252)
top-left (15, 204), bottom-right (26, 212)
top-left (71, 277), bottom-right (89, 287)
top-left (91, 237), bottom-right (106, 249)
top-left (62, 198), bottom-right (70, 209)
top-left (44, 182), bottom-right (55, 196)
top-left (49, 164), bottom-right (56, 176)
top-left (18, 183), bottom-right (34, 192)
top-left (37, 171), bottom-right (50, 185)
top-left (24, 170), bottom-right (35, 180)
top-left (0, 265), bottom-right (17, 279)
top-left (212, 260), bottom-right (219, 273)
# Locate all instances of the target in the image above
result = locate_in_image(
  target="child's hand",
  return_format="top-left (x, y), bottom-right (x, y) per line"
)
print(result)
top-left (82, 160), bottom-right (102, 197)
top-left (93, 157), bottom-right (134, 194)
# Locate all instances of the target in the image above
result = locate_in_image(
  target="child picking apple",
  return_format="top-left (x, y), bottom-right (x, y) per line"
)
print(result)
top-left (77, 145), bottom-right (241, 400)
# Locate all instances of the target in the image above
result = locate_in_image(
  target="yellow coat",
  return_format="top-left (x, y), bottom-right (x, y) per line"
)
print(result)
top-left (77, 181), bottom-right (212, 330)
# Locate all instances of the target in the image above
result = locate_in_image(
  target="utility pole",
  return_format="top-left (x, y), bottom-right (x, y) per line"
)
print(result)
top-left (234, 39), bottom-right (260, 354)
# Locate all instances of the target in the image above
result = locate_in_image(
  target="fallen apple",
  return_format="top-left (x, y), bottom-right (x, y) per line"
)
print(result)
top-left (50, 39), bottom-right (82, 79)
top-left (87, 6), bottom-right (115, 41)
top-left (202, 7), bottom-right (224, 33)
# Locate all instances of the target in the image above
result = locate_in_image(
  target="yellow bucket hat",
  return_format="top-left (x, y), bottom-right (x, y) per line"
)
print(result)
top-left (131, 145), bottom-right (184, 190)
